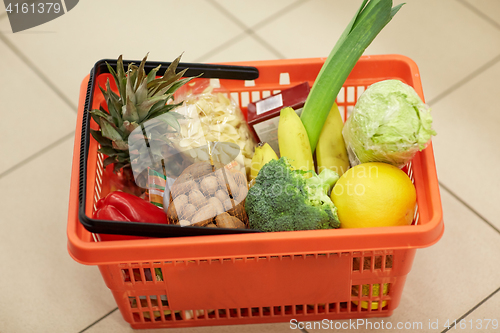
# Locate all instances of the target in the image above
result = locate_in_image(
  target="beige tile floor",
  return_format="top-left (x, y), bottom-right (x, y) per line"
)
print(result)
top-left (0, 0), bottom-right (499, 332)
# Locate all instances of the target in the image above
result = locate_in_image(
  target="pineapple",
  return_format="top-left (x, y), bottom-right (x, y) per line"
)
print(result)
top-left (89, 53), bottom-right (195, 190)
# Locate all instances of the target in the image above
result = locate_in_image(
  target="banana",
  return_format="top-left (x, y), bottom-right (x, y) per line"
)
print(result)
top-left (250, 145), bottom-right (263, 181)
top-left (261, 143), bottom-right (279, 166)
top-left (250, 143), bottom-right (278, 180)
top-left (315, 103), bottom-right (350, 176)
top-left (278, 107), bottom-right (314, 176)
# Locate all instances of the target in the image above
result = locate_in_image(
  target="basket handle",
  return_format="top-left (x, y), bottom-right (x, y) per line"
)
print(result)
top-left (93, 59), bottom-right (260, 81)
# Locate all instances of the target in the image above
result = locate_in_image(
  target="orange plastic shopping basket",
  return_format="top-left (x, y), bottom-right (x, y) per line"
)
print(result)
top-left (67, 54), bottom-right (444, 329)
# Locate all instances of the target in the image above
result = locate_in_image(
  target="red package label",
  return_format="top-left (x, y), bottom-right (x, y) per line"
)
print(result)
top-left (247, 82), bottom-right (310, 153)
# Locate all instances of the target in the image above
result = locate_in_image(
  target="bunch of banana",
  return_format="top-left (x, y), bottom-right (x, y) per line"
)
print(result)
top-left (277, 104), bottom-right (349, 177)
top-left (250, 143), bottom-right (278, 181)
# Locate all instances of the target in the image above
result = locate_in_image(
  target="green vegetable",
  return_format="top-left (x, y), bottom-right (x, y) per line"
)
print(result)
top-left (245, 158), bottom-right (340, 232)
top-left (300, 0), bottom-right (404, 152)
top-left (155, 268), bottom-right (163, 281)
top-left (343, 79), bottom-right (436, 167)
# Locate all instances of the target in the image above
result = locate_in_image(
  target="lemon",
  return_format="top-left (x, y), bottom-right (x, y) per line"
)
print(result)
top-left (331, 162), bottom-right (416, 228)
top-left (352, 283), bottom-right (389, 310)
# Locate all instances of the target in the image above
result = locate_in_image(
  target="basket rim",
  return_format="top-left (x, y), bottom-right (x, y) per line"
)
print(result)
top-left (67, 55), bottom-right (444, 265)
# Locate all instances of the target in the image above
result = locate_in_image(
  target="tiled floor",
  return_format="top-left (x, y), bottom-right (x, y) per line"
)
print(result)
top-left (0, 0), bottom-right (499, 332)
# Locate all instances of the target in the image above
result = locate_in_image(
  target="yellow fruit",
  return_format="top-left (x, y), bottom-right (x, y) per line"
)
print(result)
top-left (352, 283), bottom-right (389, 310)
top-left (316, 103), bottom-right (350, 176)
top-left (278, 107), bottom-right (314, 176)
top-left (331, 162), bottom-right (416, 228)
top-left (250, 143), bottom-right (278, 180)
top-left (250, 145), bottom-right (264, 181)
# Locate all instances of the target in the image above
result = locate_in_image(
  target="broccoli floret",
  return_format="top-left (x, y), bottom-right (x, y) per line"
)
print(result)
top-left (245, 158), bottom-right (340, 232)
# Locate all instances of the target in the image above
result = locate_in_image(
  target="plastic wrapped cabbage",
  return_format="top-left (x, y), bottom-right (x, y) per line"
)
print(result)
top-left (343, 80), bottom-right (436, 168)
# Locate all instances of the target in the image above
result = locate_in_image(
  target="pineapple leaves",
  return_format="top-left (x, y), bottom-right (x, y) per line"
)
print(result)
top-left (137, 95), bottom-right (170, 121)
top-left (89, 109), bottom-right (114, 125)
top-left (90, 129), bottom-right (113, 147)
top-left (161, 54), bottom-right (182, 82)
top-left (116, 56), bottom-right (127, 100)
top-left (126, 74), bottom-right (137, 105)
top-left (107, 102), bottom-right (121, 127)
top-left (103, 156), bottom-right (116, 168)
top-left (136, 53), bottom-right (148, 90)
top-left (123, 97), bottom-right (139, 122)
top-left (103, 155), bottom-right (130, 173)
top-left (98, 146), bottom-right (117, 156)
top-left (105, 62), bottom-right (121, 98)
top-left (128, 64), bottom-right (139, 89)
top-left (135, 79), bottom-right (148, 105)
top-left (146, 102), bottom-right (183, 121)
top-left (103, 155), bottom-right (130, 170)
top-left (100, 118), bottom-right (128, 150)
top-left (112, 141), bottom-right (129, 151)
top-left (92, 52), bottom-right (195, 173)
top-left (148, 99), bottom-right (169, 116)
top-left (165, 76), bottom-right (196, 95)
top-left (146, 64), bottom-right (162, 83)
top-left (113, 162), bottom-right (130, 173)
top-left (98, 146), bottom-right (128, 158)
top-left (123, 120), bottom-right (139, 134)
top-left (147, 68), bottom-right (188, 97)
top-left (105, 79), bottom-right (123, 123)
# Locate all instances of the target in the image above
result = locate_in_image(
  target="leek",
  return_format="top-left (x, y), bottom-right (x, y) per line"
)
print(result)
top-left (300, 0), bottom-right (405, 152)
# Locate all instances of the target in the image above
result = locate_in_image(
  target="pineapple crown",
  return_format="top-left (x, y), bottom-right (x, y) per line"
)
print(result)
top-left (89, 53), bottom-right (194, 173)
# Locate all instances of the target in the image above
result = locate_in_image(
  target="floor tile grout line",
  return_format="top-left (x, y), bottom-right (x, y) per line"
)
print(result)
top-left (440, 286), bottom-right (500, 333)
top-left (195, 0), bottom-right (250, 62)
top-left (194, 33), bottom-right (247, 63)
top-left (206, 0), bottom-right (255, 35)
top-left (211, 0), bottom-right (309, 57)
top-left (0, 31), bottom-right (78, 113)
top-left (78, 307), bottom-right (119, 333)
top-left (439, 182), bottom-right (500, 235)
top-left (246, 30), bottom-right (286, 59)
top-left (455, 0), bottom-right (500, 31)
top-left (427, 53), bottom-right (500, 106)
top-left (249, 0), bottom-right (309, 32)
top-left (198, 0), bottom-right (308, 62)
top-left (0, 131), bottom-right (75, 180)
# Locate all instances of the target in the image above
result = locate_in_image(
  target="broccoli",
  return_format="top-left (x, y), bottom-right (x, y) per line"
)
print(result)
top-left (245, 158), bottom-right (340, 232)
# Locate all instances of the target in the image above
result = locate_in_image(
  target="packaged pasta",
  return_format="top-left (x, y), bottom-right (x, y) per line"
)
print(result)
top-left (172, 80), bottom-right (257, 178)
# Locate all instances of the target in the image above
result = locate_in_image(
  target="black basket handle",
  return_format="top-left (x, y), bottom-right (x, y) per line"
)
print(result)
top-left (93, 59), bottom-right (260, 81)
top-left (78, 59), bottom-right (261, 238)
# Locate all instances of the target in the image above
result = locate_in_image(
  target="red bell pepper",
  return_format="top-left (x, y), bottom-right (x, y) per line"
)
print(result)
top-left (94, 191), bottom-right (168, 224)
top-left (93, 191), bottom-right (168, 241)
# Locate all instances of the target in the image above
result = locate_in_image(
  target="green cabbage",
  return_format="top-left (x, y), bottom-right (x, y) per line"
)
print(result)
top-left (343, 79), bottom-right (436, 167)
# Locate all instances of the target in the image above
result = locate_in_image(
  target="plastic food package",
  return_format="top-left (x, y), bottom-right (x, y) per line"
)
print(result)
top-left (172, 80), bottom-right (257, 178)
top-left (130, 79), bottom-right (256, 196)
top-left (343, 79), bottom-right (436, 168)
top-left (165, 161), bottom-right (248, 228)
top-left (146, 168), bottom-right (175, 209)
top-left (137, 80), bottom-right (256, 225)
